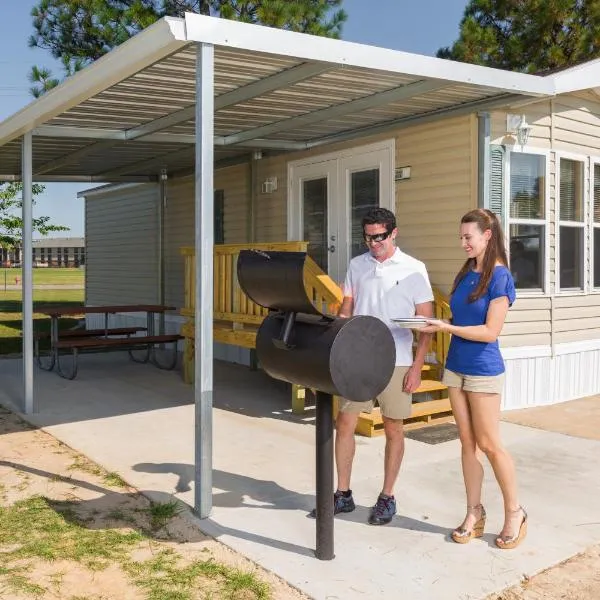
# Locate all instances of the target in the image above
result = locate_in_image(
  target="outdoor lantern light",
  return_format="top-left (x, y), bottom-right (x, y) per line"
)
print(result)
top-left (516, 114), bottom-right (532, 147)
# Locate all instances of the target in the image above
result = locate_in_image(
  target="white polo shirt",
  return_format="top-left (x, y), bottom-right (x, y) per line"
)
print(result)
top-left (343, 248), bottom-right (434, 366)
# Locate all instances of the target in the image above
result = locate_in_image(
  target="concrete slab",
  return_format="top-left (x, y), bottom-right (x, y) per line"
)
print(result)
top-left (1, 355), bottom-right (599, 600)
top-left (502, 395), bottom-right (600, 441)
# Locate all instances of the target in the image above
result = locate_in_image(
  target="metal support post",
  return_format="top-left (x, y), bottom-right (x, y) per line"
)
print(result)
top-left (315, 391), bottom-right (334, 560)
top-left (194, 42), bottom-right (215, 519)
top-left (22, 132), bottom-right (34, 414)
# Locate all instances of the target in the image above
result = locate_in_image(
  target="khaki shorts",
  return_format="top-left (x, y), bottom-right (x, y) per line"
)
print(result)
top-left (338, 366), bottom-right (411, 420)
top-left (442, 368), bottom-right (505, 395)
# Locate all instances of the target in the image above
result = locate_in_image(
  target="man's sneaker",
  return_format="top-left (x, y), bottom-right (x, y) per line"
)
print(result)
top-left (308, 490), bottom-right (355, 518)
top-left (368, 493), bottom-right (397, 525)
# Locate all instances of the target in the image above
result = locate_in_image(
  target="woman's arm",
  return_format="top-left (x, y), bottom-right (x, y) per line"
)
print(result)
top-left (421, 296), bottom-right (510, 343)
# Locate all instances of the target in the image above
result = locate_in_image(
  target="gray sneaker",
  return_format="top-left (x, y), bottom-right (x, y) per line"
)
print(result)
top-left (368, 494), bottom-right (396, 525)
top-left (309, 490), bottom-right (355, 518)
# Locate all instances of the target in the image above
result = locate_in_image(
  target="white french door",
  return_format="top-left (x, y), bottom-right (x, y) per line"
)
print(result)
top-left (288, 140), bottom-right (394, 283)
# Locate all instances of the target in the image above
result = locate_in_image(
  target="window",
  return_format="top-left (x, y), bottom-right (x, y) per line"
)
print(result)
top-left (593, 163), bottom-right (600, 288)
top-left (214, 189), bottom-right (225, 244)
top-left (558, 158), bottom-right (585, 290)
top-left (507, 152), bottom-right (546, 290)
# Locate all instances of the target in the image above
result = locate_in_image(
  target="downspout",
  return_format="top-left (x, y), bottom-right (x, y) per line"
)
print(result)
top-left (477, 112), bottom-right (491, 209)
top-left (158, 168), bottom-right (167, 335)
top-left (249, 151), bottom-right (261, 242)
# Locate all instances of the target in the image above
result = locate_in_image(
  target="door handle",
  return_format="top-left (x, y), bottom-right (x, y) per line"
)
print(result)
top-left (328, 245), bottom-right (336, 253)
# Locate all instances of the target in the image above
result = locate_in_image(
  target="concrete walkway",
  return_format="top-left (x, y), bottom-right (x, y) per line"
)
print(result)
top-left (1, 355), bottom-right (599, 600)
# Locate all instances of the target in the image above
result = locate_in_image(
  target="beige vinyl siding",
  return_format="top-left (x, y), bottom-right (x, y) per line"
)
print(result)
top-left (254, 155), bottom-right (288, 242)
top-left (216, 163), bottom-right (251, 243)
top-left (162, 163), bottom-right (251, 309)
top-left (395, 115), bottom-right (476, 292)
top-left (85, 183), bottom-right (159, 306)
top-left (552, 94), bottom-right (600, 154)
top-left (502, 297), bottom-right (552, 347)
top-left (553, 295), bottom-right (600, 344)
top-left (164, 177), bottom-right (194, 309)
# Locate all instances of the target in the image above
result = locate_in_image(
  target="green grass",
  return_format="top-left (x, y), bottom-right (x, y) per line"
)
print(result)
top-left (0, 288), bottom-right (84, 355)
top-left (124, 549), bottom-right (270, 600)
top-left (0, 267), bottom-right (84, 287)
top-left (0, 495), bottom-right (271, 600)
top-left (143, 500), bottom-right (183, 531)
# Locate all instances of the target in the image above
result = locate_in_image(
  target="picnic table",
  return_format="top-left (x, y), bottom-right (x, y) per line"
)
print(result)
top-left (35, 304), bottom-right (182, 380)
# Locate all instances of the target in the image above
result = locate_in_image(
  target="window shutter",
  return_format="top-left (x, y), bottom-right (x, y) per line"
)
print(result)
top-left (489, 144), bottom-right (505, 218)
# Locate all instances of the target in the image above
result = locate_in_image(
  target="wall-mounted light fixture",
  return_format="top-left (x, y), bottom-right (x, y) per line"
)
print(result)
top-left (506, 113), bottom-right (532, 149)
top-left (261, 176), bottom-right (277, 194)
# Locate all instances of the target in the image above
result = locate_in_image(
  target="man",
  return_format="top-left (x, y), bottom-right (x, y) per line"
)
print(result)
top-left (313, 207), bottom-right (434, 525)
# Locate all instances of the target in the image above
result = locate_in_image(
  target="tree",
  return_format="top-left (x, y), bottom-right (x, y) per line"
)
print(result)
top-left (0, 183), bottom-right (69, 249)
top-left (28, 0), bottom-right (346, 93)
top-left (437, 0), bottom-right (600, 73)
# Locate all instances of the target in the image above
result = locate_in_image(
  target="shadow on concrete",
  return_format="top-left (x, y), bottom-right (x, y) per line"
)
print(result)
top-left (0, 357), bottom-right (315, 429)
top-left (132, 461), bottom-right (449, 556)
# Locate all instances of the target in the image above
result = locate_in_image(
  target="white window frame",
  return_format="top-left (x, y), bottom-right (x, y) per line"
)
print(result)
top-left (504, 146), bottom-right (551, 296)
top-left (590, 155), bottom-right (600, 293)
top-left (555, 150), bottom-right (588, 295)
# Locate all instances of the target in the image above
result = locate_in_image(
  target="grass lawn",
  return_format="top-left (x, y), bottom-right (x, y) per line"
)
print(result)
top-left (0, 267), bottom-right (84, 287)
top-left (0, 407), bottom-right (277, 600)
top-left (0, 289), bottom-right (84, 355)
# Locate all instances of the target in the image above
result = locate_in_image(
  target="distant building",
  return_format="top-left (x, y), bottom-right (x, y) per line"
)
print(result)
top-left (0, 237), bottom-right (85, 267)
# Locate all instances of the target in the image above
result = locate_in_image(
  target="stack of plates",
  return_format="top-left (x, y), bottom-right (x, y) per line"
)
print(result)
top-left (391, 316), bottom-right (430, 329)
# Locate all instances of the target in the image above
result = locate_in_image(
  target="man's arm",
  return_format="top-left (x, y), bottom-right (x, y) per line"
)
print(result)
top-left (403, 300), bottom-right (434, 393)
top-left (338, 296), bottom-right (353, 318)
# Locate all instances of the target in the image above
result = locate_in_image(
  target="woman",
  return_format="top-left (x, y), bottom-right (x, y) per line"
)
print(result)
top-left (421, 208), bottom-right (527, 550)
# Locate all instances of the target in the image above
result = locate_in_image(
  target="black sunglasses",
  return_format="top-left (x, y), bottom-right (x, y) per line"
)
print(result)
top-left (363, 230), bottom-right (392, 243)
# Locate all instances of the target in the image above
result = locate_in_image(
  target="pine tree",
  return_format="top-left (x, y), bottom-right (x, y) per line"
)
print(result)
top-left (29, 0), bottom-right (346, 94)
top-left (437, 0), bottom-right (600, 73)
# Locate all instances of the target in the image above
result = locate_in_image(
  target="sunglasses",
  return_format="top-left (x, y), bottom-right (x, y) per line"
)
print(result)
top-left (363, 231), bottom-right (392, 243)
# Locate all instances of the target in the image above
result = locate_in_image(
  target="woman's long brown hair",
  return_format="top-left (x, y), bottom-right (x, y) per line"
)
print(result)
top-left (451, 209), bottom-right (509, 302)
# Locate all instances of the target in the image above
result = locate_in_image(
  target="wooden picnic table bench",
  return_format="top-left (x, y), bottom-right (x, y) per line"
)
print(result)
top-left (54, 333), bottom-right (183, 380)
top-left (35, 304), bottom-right (178, 379)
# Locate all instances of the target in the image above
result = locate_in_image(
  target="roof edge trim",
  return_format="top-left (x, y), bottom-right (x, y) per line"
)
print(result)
top-left (184, 13), bottom-right (555, 98)
top-left (0, 17), bottom-right (188, 147)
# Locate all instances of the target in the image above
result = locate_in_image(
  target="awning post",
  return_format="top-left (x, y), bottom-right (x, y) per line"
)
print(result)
top-left (22, 131), bottom-right (34, 414)
top-left (194, 42), bottom-right (215, 518)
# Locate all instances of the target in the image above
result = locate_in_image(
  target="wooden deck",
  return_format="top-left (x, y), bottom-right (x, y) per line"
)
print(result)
top-left (180, 243), bottom-right (453, 436)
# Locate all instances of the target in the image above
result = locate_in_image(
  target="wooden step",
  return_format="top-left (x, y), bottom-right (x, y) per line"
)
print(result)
top-left (354, 397), bottom-right (452, 438)
top-left (415, 379), bottom-right (447, 394)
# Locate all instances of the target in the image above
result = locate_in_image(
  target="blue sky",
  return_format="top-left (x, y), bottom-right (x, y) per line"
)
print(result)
top-left (0, 0), bottom-right (468, 238)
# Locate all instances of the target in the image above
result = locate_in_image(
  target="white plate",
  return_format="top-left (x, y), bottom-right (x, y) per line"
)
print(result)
top-left (391, 317), bottom-right (430, 329)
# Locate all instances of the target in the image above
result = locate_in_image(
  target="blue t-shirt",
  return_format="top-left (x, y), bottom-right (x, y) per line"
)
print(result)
top-left (446, 266), bottom-right (516, 376)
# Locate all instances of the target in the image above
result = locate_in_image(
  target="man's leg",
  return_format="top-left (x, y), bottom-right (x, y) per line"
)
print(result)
top-left (368, 367), bottom-right (411, 525)
top-left (309, 402), bottom-right (365, 517)
top-left (381, 417), bottom-right (405, 497)
top-left (335, 410), bottom-right (359, 491)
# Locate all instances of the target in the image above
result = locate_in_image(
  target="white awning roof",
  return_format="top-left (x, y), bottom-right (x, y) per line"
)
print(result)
top-left (0, 13), bottom-right (564, 183)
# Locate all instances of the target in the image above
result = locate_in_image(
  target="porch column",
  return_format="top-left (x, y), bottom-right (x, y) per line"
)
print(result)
top-left (194, 42), bottom-right (214, 518)
top-left (22, 131), bottom-right (34, 413)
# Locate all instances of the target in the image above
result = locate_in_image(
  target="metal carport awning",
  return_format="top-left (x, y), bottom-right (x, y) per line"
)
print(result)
top-left (0, 12), bottom-right (557, 520)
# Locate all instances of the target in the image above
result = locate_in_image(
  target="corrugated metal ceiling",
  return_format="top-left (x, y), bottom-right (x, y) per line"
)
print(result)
top-left (0, 29), bottom-right (548, 182)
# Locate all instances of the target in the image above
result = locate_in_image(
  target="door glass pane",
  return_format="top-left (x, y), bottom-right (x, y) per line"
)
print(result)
top-left (510, 153), bottom-right (545, 219)
top-left (560, 159), bottom-right (584, 222)
top-left (509, 224), bottom-right (544, 289)
top-left (303, 177), bottom-right (328, 271)
top-left (350, 169), bottom-right (379, 258)
top-left (559, 226), bottom-right (584, 289)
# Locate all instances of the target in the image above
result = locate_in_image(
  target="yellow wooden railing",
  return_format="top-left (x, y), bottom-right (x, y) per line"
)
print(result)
top-left (432, 287), bottom-right (452, 367)
top-left (180, 242), bottom-right (345, 383)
